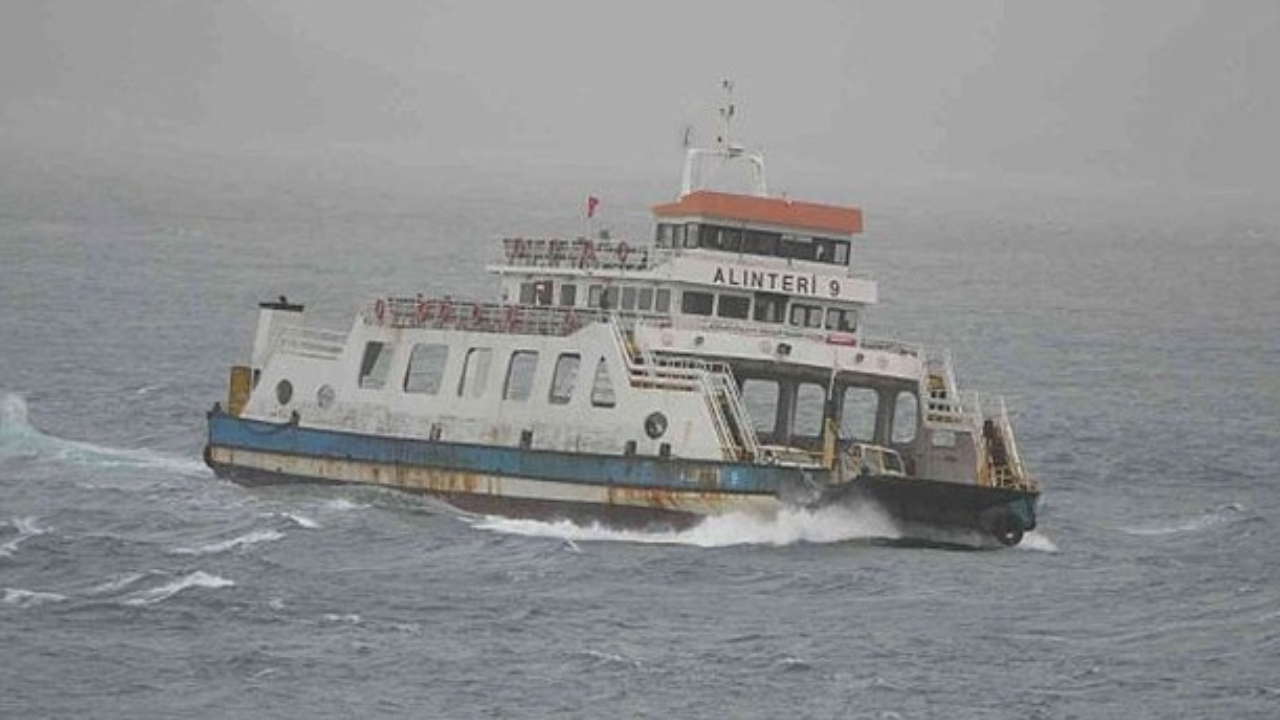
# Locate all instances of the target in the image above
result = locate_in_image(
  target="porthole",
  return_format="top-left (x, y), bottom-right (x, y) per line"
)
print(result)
top-left (316, 384), bottom-right (335, 409)
top-left (644, 412), bottom-right (668, 439)
top-left (275, 379), bottom-right (293, 406)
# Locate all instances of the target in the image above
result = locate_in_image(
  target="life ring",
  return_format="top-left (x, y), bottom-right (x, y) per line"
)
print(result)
top-left (504, 304), bottom-right (520, 329)
top-left (660, 331), bottom-right (674, 347)
top-left (416, 299), bottom-right (431, 323)
top-left (439, 301), bottom-right (454, 323)
top-left (374, 298), bottom-right (386, 324)
top-left (579, 240), bottom-right (596, 268)
top-left (470, 303), bottom-right (484, 324)
top-left (616, 241), bottom-right (631, 265)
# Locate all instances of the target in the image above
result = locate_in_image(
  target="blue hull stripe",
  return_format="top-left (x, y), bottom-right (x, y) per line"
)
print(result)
top-left (207, 413), bottom-right (792, 495)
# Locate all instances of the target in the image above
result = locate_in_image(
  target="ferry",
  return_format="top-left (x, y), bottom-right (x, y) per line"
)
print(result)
top-left (204, 91), bottom-right (1040, 547)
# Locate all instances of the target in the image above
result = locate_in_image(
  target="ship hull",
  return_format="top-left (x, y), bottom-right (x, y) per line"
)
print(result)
top-left (206, 410), bottom-right (1037, 546)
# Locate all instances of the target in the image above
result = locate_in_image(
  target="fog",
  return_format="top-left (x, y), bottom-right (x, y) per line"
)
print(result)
top-left (2, 0), bottom-right (1277, 198)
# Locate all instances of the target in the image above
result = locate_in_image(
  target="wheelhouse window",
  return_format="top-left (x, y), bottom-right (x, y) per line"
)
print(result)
top-left (458, 347), bottom-right (493, 399)
top-left (403, 343), bottom-right (449, 394)
top-left (549, 353), bottom-right (580, 405)
top-left (681, 290), bottom-right (714, 316)
top-left (682, 223), bottom-right (699, 248)
top-left (358, 341), bottom-right (394, 389)
top-left (825, 308), bottom-right (857, 332)
top-left (503, 351), bottom-right (539, 401)
top-left (590, 357), bottom-right (616, 408)
top-left (716, 294), bottom-right (750, 320)
top-left (793, 383), bottom-right (826, 438)
top-left (789, 303), bottom-right (823, 328)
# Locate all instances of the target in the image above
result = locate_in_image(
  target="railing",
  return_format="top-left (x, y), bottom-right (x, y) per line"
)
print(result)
top-left (500, 237), bottom-right (653, 271)
top-left (606, 316), bottom-right (761, 461)
top-left (276, 326), bottom-right (347, 360)
top-left (366, 297), bottom-right (608, 337)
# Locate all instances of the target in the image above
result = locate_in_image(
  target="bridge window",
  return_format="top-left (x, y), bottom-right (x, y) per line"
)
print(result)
top-left (503, 351), bottom-right (539, 401)
top-left (789, 303), bottom-right (823, 328)
top-left (358, 341), bottom-right (394, 390)
top-left (716, 294), bottom-right (750, 320)
top-left (683, 223), bottom-right (699, 248)
top-left (458, 348), bottom-right (493, 399)
top-left (825, 308), bottom-right (857, 332)
top-left (590, 358), bottom-right (616, 408)
top-left (753, 293), bottom-right (786, 324)
top-left (743, 229), bottom-right (780, 256)
top-left (681, 290), bottom-right (714, 316)
top-left (403, 343), bottom-right (449, 394)
top-left (549, 353), bottom-right (580, 405)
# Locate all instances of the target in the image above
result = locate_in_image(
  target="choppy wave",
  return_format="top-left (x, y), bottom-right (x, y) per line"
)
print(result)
top-left (172, 529), bottom-right (284, 556)
top-left (120, 571), bottom-right (235, 606)
top-left (1124, 504), bottom-right (1247, 537)
top-left (0, 516), bottom-right (49, 558)
top-left (3, 588), bottom-right (68, 608)
top-left (0, 393), bottom-right (207, 475)
top-left (280, 512), bottom-right (320, 529)
top-left (1018, 531), bottom-right (1059, 553)
top-left (472, 504), bottom-right (902, 548)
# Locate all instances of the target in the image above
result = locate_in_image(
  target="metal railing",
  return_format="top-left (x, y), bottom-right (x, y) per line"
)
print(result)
top-left (276, 326), bottom-right (347, 360)
top-left (500, 237), bottom-right (653, 271)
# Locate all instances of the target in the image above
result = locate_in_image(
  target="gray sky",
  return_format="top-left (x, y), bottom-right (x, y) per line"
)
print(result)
top-left (2, 0), bottom-right (1277, 194)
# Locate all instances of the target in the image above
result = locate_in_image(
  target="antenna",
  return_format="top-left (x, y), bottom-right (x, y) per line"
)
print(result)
top-left (679, 80), bottom-right (768, 198)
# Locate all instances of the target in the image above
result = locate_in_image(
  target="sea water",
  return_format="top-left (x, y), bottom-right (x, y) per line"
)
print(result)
top-left (2, 161), bottom-right (1278, 719)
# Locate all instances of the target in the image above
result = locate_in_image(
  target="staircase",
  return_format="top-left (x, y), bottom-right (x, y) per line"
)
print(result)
top-left (607, 317), bottom-right (761, 461)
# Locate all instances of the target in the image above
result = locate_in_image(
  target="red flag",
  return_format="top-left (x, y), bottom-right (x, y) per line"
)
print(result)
top-left (586, 195), bottom-right (600, 219)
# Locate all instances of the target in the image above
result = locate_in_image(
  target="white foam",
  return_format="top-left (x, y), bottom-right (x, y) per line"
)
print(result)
top-left (282, 513), bottom-right (320, 529)
top-left (472, 504), bottom-right (901, 548)
top-left (121, 571), bottom-right (235, 606)
top-left (1124, 504), bottom-right (1245, 537)
top-left (4, 588), bottom-right (68, 608)
top-left (172, 529), bottom-right (284, 556)
top-left (1018, 530), bottom-right (1059, 553)
top-left (83, 572), bottom-right (148, 596)
top-left (0, 516), bottom-right (49, 558)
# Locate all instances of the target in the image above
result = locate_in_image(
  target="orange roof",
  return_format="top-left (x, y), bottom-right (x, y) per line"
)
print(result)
top-left (652, 190), bottom-right (863, 236)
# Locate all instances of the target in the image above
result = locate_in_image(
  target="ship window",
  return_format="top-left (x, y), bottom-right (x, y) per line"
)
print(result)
top-left (621, 286), bottom-right (638, 311)
top-left (683, 223), bottom-right (699, 248)
top-left (588, 285), bottom-right (604, 307)
top-left (358, 341), bottom-right (394, 390)
top-left (519, 283), bottom-right (536, 304)
top-left (753, 293), bottom-right (786, 324)
top-left (793, 383), bottom-right (826, 439)
top-left (716, 294), bottom-right (750, 320)
top-left (743, 229), bottom-right (780, 256)
top-left (789, 303), bottom-right (823, 328)
top-left (590, 357), bottom-right (616, 408)
top-left (458, 348), bottom-right (493, 399)
top-left (681, 291), bottom-right (714, 316)
top-left (532, 280), bottom-right (553, 306)
top-left (655, 289), bottom-right (672, 313)
top-left (560, 284), bottom-right (577, 307)
top-left (656, 223), bottom-right (676, 248)
top-left (549, 353), bottom-right (580, 404)
top-left (826, 308), bottom-right (857, 332)
top-left (404, 343), bottom-right (449, 394)
top-left (601, 286), bottom-right (620, 310)
top-left (832, 240), bottom-right (850, 265)
top-left (637, 287), bottom-right (654, 311)
top-left (892, 390), bottom-right (918, 444)
top-left (741, 379), bottom-right (779, 436)
top-left (841, 386), bottom-right (878, 442)
top-left (781, 234), bottom-right (818, 261)
top-left (503, 351), bottom-right (539, 401)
